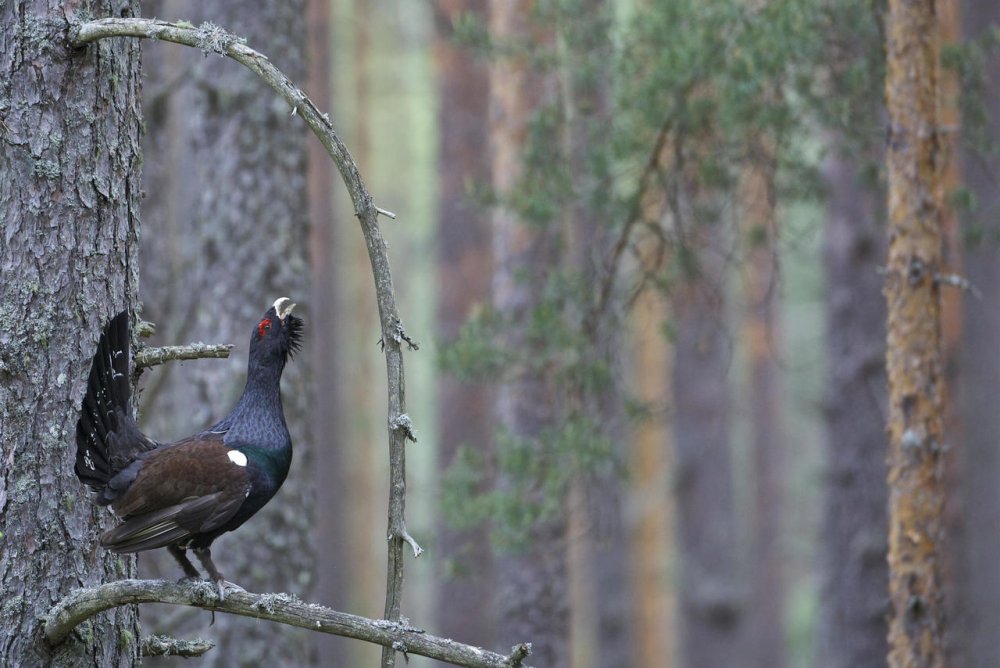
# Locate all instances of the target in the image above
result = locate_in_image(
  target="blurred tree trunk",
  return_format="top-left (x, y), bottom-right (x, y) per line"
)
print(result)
top-left (341, 5), bottom-right (382, 663)
top-left (306, 0), bottom-right (352, 663)
top-left (137, 1), bottom-right (316, 665)
top-left (0, 1), bottom-right (143, 664)
top-left (629, 289), bottom-right (676, 666)
top-left (489, 2), bottom-right (567, 666)
top-left (739, 139), bottom-right (786, 668)
top-left (815, 147), bottom-right (889, 668)
top-left (937, 0), bottom-right (964, 663)
top-left (883, 0), bottom-right (947, 663)
top-left (430, 0), bottom-right (496, 649)
top-left (958, 1), bottom-right (1000, 666)
top-left (559, 3), bottom-right (634, 665)
top-left (672, 220), bottom-right (744, 668)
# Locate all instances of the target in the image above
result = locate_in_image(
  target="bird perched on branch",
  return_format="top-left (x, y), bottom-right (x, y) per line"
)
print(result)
top-left (75, 298), bottom-right (302, 598)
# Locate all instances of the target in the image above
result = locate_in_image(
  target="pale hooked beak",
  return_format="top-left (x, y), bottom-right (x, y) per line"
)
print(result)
top-left (273, 297), bottom-right (296, 321)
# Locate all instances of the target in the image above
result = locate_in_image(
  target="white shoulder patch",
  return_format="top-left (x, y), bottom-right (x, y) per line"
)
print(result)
top-left (227, 449), bottom-right (248, 467)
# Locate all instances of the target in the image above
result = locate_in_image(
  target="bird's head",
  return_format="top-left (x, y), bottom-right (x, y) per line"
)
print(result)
top-left (251, 297), bottom-right (303, 363)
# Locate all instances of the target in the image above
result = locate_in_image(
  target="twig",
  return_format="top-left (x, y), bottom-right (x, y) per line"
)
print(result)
top-left (935, 272), bottom-right (983, 300)
top-left (376, 205), bottom-right (398, 219)
top-left (140, 634), bottom-right (214, 657)
top-left (135, 342), bottom-right (234, 369)
top-left (42, 579), bottom-right (531, 668)
top-left (583, 112), bottom-right (675, 336)
top-left (395, 526), bottom-right (424, 558)
top-left (71, 18), bottom-right (446, 666)
top-left (135, 320), bottom-right (156, 338)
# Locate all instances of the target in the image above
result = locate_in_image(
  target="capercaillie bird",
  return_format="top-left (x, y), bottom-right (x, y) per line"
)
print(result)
top-left (75, 298), bottom-right (302, 598)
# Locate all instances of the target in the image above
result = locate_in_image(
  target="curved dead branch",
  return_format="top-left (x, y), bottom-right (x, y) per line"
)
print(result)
top-left (69, 18), bottom-right (427, 667)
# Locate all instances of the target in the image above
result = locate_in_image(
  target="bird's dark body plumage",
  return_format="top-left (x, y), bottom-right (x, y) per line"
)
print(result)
top-left (74, 299), bottom-right (302, 594)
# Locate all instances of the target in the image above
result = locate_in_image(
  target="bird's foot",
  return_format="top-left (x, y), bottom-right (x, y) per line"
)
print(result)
top-left (222, 579), bottom-right (246, 593)
top-left (214, 578), bottom-right (226, 602)
top-left (214, 579), bottom-right (246, 602)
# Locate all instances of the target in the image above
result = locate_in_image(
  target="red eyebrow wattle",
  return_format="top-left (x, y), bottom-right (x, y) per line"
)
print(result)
top-left (258, 319), bottom-right (272, 337)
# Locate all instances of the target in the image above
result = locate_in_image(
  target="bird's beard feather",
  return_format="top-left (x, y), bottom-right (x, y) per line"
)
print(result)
top-left (285, 314), bottom-right (304, 358)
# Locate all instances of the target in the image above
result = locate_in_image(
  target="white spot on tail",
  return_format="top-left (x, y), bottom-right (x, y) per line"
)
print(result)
top-left (227, 450), bottom-right (248, 467)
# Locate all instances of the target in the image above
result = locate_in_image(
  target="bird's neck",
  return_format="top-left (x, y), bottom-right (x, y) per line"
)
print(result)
top-left (240, 358), bottom-right (284, 404)
top-left (224, 359), bottom-right (289, 446)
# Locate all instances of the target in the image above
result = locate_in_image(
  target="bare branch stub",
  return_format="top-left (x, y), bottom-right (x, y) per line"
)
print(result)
top-left (135, 342), bottom-right (235, 369)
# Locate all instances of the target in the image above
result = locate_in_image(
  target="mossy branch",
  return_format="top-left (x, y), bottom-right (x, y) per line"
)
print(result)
top-left (135, 343), bottom-right (234, 369)
top-left (69, 17), bottom-right (430, 668)
top-left (42, 579), bottom-right (531, 668)
top-left (140, 634), bottom-right (214, 657)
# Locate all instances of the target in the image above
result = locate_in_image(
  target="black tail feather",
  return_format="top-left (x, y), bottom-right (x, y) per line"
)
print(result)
top-left (75, 311), bottom-right (154, 498)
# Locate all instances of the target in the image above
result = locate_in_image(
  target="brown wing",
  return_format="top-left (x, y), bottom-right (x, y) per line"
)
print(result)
top-left (100, 435), bottom-right (249, 553)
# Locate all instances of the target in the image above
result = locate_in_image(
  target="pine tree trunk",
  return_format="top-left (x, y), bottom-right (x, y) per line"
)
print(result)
top-left (739, 140), bottom-right (786, 668)
top-left (489, 2), bottom-right (567, 665)
top-left (342, 2), bottom-right (383, 654)
top-left (884, 0), bottom-right (947, 663)
top-left (629, 289), bottom-right (677, 666)
top-left (0, 1), bottom-right (143, 664)
top-left (815, 147), bottom-right (889, 668)
top-left (136, 1), bottom-right (316, 665)
top-left (559, 4), bottom-right (634, 664)
top-left (936, 1), bottom-right (964, 663)
top-left (672, 221), bottom-right (744, 668)
top-left (431, 0), bottom-right (496, 649)
top-left (957, 1), bottom-right (1000, 665)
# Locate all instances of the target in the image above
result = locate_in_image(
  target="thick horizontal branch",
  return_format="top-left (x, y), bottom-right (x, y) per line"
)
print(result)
top-left (135, 343), bottom-right (234, 369)
top-left (42, 579), bottom-right (531, 668)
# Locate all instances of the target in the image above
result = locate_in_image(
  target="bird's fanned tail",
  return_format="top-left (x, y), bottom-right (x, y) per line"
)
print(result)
top-left (74, 311), bottom-right (156, 501)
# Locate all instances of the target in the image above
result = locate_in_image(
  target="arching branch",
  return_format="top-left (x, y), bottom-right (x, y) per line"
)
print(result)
top-left (66, 16), bottom-right (460, 668)
top-left (42, 579), bottom-right (531, 668)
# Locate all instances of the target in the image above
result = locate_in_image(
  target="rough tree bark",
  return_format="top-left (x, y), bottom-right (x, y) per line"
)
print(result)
top-left (430, 0), bottom-right (497, 649)
top-left (957, 1), bottom-right (1000, 666)
top-left (0, 1), bottom-right (143, 665)
top-left (883, 0), bottom-right (947, 663)
top-left (135, 1), bottom-right (316, 665)
top-left (816, 147), bottom-right (889, 668)
top-left (489, 2), bottom-right (567, 666)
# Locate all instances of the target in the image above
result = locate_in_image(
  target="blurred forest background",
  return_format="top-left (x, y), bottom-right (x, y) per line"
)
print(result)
top-left (126, 0), bottom-right (999, 666)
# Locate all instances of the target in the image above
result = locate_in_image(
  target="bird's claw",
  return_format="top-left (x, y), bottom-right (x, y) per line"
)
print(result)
top-left (215, 579), bottom-right (246, 602)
